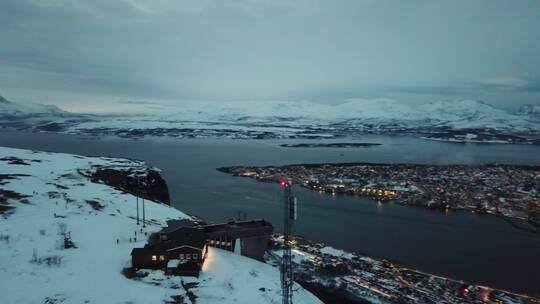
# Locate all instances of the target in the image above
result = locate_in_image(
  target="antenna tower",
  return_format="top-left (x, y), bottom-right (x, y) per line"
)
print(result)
top-left (280, 179), bottom-right (297, 304)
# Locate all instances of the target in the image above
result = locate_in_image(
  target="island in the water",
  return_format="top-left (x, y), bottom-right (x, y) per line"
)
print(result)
top-left (218, 163), bottom-right (540, 228)
top-left (280, 142), bottom-right (381, 148)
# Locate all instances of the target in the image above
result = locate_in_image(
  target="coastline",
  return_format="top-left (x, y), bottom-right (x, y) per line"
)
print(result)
top-left (217, 162), bottom-right (540, 230)
top-left (265, 236), bottom-right (540, 303)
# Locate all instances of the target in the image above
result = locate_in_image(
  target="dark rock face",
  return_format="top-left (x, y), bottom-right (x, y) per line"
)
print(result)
top-left (145, 170), bottom-right (171, 204)
top-left (0, 95), bottom-right (9, 104)
top-left (35, 122), bottom-right (66, 132)
top-left (90, 168), bottom-right (171, 205)
top-left (0, 157), bottom-right (31, 165)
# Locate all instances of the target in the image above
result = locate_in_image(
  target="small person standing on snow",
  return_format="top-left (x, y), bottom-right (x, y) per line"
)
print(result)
top-left (116, 239), bottom-right (119, 244)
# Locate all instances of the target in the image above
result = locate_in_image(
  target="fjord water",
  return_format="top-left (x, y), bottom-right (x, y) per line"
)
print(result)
top-left (1, 130), bottom-right (539, 296)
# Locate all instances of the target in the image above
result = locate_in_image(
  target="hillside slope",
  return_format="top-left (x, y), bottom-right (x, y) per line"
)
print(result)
top-left (0, 147), bottom-right (322, 304)
top-left (0, 95), bottom-right (66, 118)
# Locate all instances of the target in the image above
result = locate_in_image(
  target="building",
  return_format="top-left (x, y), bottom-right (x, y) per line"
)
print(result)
top-left (156, 219), bottom-right (274, 260)
top-left (201, 220), bottom-right (274, 261)
top-left (131, 226), bottom-right (208, 276)
top-left (131, 219), bottom-right (273, 276)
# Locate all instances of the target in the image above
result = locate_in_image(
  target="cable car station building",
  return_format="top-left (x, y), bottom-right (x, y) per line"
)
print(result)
top-left (131, 219), bottom-right (273, 276)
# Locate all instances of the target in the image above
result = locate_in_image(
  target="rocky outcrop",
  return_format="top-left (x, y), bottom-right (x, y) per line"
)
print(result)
top-left (89, 168), bottom-right (170, 205)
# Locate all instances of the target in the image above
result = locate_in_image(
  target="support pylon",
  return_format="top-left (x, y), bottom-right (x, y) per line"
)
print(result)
top-left (280, 179), bottom-right (294, 304)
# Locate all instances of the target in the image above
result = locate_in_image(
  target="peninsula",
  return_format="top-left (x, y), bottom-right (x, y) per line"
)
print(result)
top-left (218, 163), bottom-right (540, 227)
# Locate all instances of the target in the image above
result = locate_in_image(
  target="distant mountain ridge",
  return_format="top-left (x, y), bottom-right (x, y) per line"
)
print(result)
top-left (0, 95), bottom-right (538, 142)
top-left (518, 104), bottom-right (540, 120)
top-left (0, 95), bottom-right (66, 117)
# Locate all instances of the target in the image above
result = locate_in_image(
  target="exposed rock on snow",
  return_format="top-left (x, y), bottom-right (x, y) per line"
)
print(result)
top-left (88, 167), bottom-right (171, 205)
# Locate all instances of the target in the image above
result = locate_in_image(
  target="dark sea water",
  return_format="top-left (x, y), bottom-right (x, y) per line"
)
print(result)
top-left (1, 130), bottom-right (539, 296)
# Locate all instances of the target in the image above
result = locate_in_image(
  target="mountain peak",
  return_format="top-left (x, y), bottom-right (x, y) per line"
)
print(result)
top-left (0, 95), bottom-right (66, 117)
top-left (518, 104), bottom-right (540, 119)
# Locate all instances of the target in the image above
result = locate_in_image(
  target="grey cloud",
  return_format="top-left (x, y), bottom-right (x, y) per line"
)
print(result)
top-left (1, 0), bottom-right (539, 110)
top-left (118, 100), bottom-right (154, 105)
top-left (472, 78), bottom-right (540, 93)
top-left (386, 86), bottom-right (465, 97)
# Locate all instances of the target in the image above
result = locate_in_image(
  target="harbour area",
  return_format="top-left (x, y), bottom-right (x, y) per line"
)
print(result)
top-left (266, 236), bottom-right (540, 304)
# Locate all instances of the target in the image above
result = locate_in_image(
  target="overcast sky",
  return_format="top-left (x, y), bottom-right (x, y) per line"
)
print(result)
top-left (1, 0), bottom-right (539, 112)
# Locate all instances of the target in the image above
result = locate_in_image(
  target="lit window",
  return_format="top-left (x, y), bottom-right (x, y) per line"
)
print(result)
top-left (193, 254), bottom-right (198, 259)
top-left (186, 254), bottom-right (191, 259)
top-left (159, 255), bottom-right (165, 261)
top-left (221, 241), bottom-right (226, 246)
top-left (179, 254), bottom-right (185, 259)
top-left (161, 235), bottom-right (167, 241)
top-left (151, 255), bottom-right (157, 261)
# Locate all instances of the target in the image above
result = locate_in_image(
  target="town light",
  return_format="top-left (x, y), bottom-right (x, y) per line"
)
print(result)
top-left (201, 247), bottom-right (214, 272)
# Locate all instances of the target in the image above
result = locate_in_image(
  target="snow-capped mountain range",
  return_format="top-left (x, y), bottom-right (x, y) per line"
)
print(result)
top-left (0, 95), bottom-right (539, 142)
top-left (0, 95), bottom-right (65, 117)
top-left (518, 104), bottom-right (540, 120)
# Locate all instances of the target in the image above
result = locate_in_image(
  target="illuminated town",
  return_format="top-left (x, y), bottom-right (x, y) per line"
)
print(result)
top-left (219, 163), bottom-right (540, 226)
top-left (266, 236), bottom-right (540, 304)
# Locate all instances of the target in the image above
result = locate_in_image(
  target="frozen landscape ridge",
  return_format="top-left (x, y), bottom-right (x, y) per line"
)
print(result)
top-left (1, 95), bottom-right (539, 142)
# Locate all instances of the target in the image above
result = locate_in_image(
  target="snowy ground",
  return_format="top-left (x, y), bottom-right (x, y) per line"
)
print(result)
top-left (0, 147), bottom-right (322, 304)
top-left (135, 248), bottom-right (319, 304)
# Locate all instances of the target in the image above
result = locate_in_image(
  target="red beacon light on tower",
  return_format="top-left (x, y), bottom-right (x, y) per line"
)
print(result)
top-left (280, 179), bottom-right (292, 187)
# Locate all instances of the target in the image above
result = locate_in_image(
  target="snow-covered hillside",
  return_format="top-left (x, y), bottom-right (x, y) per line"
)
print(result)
top-left (0, 147), bottom-right (322, 304)
top-left (0, 95), bottom-right (65, 117)
top-left (518, 104), bottom-right (540, 120)
top-left (61, 98), bottom-right (537, 125)
top-left (64, 99), bottom-right (540, 140)
top-left (420, 99), bottom-right (537, 132)
top-left (0, 95), bottom-right (85, 132)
